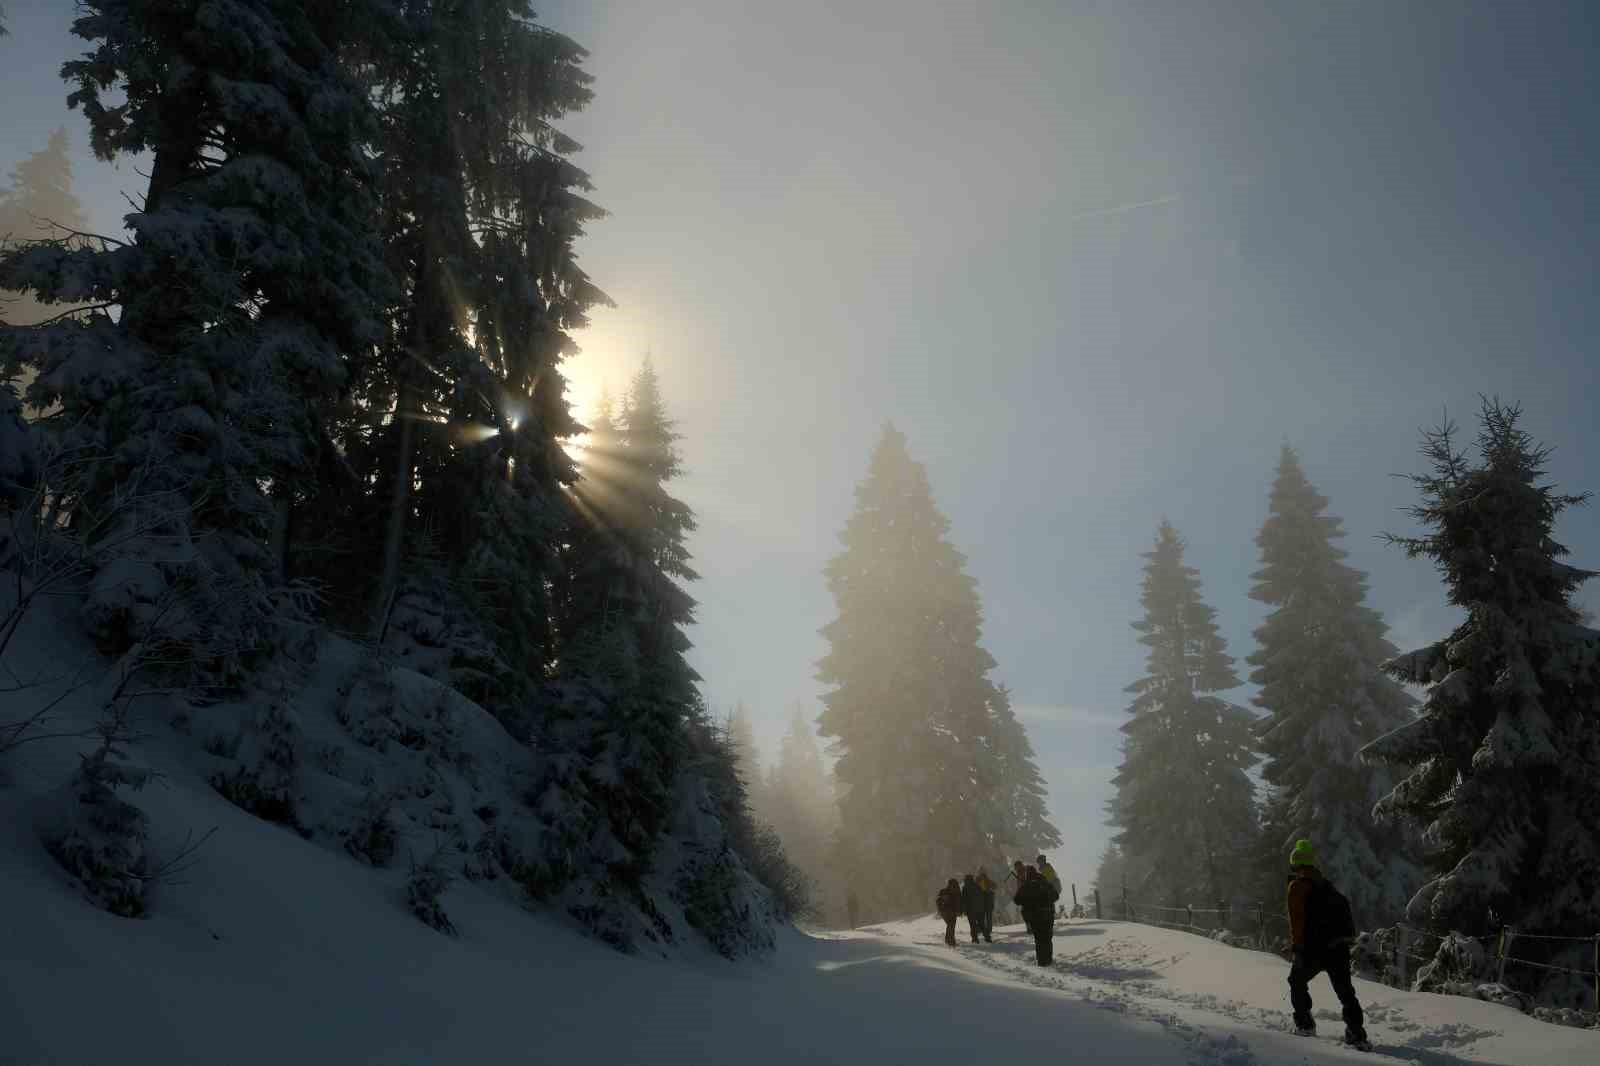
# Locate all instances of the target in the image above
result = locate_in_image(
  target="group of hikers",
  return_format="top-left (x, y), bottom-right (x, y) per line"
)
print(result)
top-left (936, 855), bottom-right (1063, 965)
top-left (922, 839), bottom-right (1370, 1051)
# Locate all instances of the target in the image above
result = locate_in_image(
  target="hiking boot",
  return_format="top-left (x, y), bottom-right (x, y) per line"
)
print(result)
top-left (1344, 1030), bottom-right (1371, 1050)
top-left (1293, 1021), bottom-right (1316, 1037)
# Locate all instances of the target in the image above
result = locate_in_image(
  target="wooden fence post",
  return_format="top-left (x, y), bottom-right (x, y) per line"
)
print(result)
top-left (1496, 927), bottom-right (1514, 985)
top-left (1592, 933), bottom-right (1598, 1017)
top-left (1256, 900), bottom-right (1266, 947)
top-left (1094, 888), bottom-right (1101, 921)
top-left (1186, 904), bottom-right (1194, 929)
top-left (1397, 926), bottom-right (1409, 989)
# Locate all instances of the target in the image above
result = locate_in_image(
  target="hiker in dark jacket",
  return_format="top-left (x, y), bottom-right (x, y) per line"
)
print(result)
top-left (1285, 839), bottom-right (1368, 1048)
top-left (1014, 865), bottom-right (1058, 965)
top-left (960, 874), bottom-right (985, 943)
top-left (976, 867), bottom-right (996, 943)
top-left (936, 878), bottom-right (962, 946)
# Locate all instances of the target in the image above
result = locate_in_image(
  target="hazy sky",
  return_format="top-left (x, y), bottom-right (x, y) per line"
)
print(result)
top-left (5, 1), bottom-right (1599, 893)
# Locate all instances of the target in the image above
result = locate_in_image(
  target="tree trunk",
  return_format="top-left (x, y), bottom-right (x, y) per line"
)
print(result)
top-left (372, 376), bottom-right (415, 642)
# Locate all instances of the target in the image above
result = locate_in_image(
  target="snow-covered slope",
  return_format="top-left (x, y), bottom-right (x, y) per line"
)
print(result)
top-left (6, 796), bottom-right (1596, 1066)
top-left (2, 594), bottom-right (1592, 1065)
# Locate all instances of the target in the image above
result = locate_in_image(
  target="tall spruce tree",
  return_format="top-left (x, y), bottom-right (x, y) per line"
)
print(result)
top-left (0, 128), bottom-right (89, 276)
top-left (534, 361), bottom-right (699, 934)
top-left (1093, 843), bottom-right (1125, 904)
top-left (760, 705), bottom-right (837, 914)
top-left (817, 424), bottom-right (1030, 914)
top-left (724, 701), bottom-right (762, 803)
top-left (1249, 445), bottom-right (1419, 925)
top-left (1363, 400), bottom-right (1600, 967)
top-left (1, 128), bottom-right (90, 410)
top-left (315, 1), bottom-right (605, 710)
top-left (1111, 521), bottom-right (1258, 905)
top-left (987, 683), bottom-right (1062, 859)
top-left (0, 0), bottom-right (392, 671)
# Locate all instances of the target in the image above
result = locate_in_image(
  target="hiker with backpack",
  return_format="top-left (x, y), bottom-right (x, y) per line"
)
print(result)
top-left (1285, 839), bottom-right (1370, 1050)
top-left (1013, 864), bottom-right (1059, 965)
top-left (975, 867), bottom-right (996, 942)
top-left (936, 878), bottom-right (963, 946)
top-left (960, 874), bottom-right (986, 943)
top-left (1036, 854), bottom-right (1062, 920)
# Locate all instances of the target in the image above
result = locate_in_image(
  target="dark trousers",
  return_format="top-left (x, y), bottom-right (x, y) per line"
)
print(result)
top-left (983, 899), bottom-right (995, 940)
top-left (966, 913), bottom-right (983, 942)
top-left (942, 915), bottom-right (958, 945)
top-left (1289, 945), bottom-right (1365, 1035)
top-left (1025, 910), bottom-right (1053, 964)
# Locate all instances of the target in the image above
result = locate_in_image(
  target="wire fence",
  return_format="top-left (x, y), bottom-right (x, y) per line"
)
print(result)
top-left (1085, 887), bottom-right (1600, 1018)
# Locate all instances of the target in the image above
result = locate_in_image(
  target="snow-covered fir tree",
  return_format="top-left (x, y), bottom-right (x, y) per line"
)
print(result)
top-left (818, 424), bottom-right (1047, 914)
top-left (0, 1), bottom-right (786, 960)
top-left (758, 705), bottom-right (838, 916)
top-left (1093, 843), bottom-right (1137, 912)
top-left (533, 361), bottom-right (702, 939)
top-left (1249, 445), bottom-right (1420, 926)
top-left (0, 127), bottom-right (89, 331)
top-left (987, 684), bottom-right (1062, 860)
top-left (1111, 521), bottom-right (1258, 906)
top-left (0, 0), bottom-right (392, 674)
top-left (1, 127), bottom-right (91, 411)
top-left (1363, 400), bottom-right (1600, 979)
top-left (297, 1), bottom-right (605, 722)
top-left (724, 701), bottom-right (762, 805)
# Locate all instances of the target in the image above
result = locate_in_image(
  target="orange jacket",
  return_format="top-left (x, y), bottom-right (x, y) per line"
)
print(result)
top-left (1286, 868), bottom-right (1319, 947)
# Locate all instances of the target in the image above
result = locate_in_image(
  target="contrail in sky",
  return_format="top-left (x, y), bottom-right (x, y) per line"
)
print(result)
top-left (1066, 193), bottom-right (1181, 222)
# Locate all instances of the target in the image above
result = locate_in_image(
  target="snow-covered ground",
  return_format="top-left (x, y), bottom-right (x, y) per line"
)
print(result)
top-left (2, 589), bottom-right (1593, 1065)
top-left (6, 775), bottom-right (1596, 1066)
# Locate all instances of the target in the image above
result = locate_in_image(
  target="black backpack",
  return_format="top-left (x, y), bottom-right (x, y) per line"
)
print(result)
top-left (1303, 877), bottom-right (1357, 947)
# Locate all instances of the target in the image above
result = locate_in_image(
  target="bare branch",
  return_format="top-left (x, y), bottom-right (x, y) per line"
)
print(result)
top-left (11, 301), bottom-right (117, 328)
top-left (135, 825), bottom-right (219, 887)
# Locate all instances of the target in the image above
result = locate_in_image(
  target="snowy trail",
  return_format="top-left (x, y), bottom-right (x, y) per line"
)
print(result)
top-left (873, 916), bottom-right (1587, 1066)
top-left (2, 704), bottom-right (1592, 1066)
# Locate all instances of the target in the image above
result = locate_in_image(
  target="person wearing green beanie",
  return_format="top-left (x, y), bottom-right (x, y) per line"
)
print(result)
top-left (1285, 839), bottom-right (1368, 1048)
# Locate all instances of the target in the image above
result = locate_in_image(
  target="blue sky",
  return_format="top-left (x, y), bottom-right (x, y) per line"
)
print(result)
top-left (5, 1), bottom-right (1598, 892)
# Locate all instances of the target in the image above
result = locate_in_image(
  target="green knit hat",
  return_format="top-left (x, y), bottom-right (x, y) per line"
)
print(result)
top-left (1288, 839), bottom-right (1317, 868)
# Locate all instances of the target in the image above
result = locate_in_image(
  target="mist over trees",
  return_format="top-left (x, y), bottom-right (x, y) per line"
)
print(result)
top-left (3, 6), bottom-right (1596, 1007)
top-left (751, 706), bottom-right (836, 915)
top-left (0, 128), bottom-right (87, 324)
top-left (1094, 401), bottom-right (1600, 1007)
top-left (817, 424), bottom-right (1059, 918)
top-left (1248, 446), bottom-right (1420, 926)
top-left (1109, 521), bottom-right (1258, 907)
